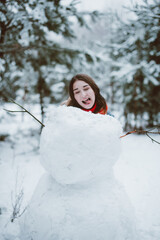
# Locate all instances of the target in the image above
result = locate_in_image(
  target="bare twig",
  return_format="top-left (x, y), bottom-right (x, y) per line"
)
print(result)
top-left (3, 109), bottom-right (25, 113)
top-left (10, 169), bottom-right (27, 223)
top-left (146, 132), bottom-right (160, 145)
top-left (120, 129), bottom-right (160, 137)
top-left (4, 99), bottom-right (45, 128)
top-left (120, 127), bottom-right (160, 144)
top-left (11, 189), bottom-right (27, 222)
top-left (120, 130), bottom-right (137, 138)
top-left (4, 99), bottom-right (160, 144)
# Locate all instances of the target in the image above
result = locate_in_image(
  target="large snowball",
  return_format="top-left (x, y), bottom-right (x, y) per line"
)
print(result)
top-left (20, 173), bottom-right (138, 240)
top-left (40, 106), bottom-right (122, 184)
top-left (20, 107), bottom-right (138, 240)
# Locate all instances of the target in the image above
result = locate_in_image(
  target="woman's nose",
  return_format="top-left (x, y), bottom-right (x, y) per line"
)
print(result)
top-left (81, 90), bottom-right (87, 98)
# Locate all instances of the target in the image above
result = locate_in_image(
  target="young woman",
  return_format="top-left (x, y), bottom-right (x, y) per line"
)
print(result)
top-left (63, 74), bottom-right (108, 115)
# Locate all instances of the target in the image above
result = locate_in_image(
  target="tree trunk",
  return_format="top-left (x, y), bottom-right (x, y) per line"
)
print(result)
top-left (37, 75), bottom-right (45, 132)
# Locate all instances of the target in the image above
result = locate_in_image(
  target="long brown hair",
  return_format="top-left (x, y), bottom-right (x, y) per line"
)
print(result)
top-left (67, 74), bottom-right (107, 114)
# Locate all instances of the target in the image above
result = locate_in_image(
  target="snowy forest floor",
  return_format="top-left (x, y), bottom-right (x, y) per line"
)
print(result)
top-left (0, 105), bottom-right (160, 240)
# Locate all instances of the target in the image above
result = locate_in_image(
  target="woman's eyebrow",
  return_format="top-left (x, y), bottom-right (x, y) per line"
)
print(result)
top-left (73, 88), bottom-right (78, 91)
top-left (73, 84), bottom-right (89, 91)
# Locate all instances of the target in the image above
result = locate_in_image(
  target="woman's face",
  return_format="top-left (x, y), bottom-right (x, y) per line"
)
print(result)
top-left (73, 80), bottom-right (95, 109)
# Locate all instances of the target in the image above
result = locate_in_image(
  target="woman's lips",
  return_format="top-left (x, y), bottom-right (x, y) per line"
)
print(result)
top-left (82, 98), bottom-right (91, 104)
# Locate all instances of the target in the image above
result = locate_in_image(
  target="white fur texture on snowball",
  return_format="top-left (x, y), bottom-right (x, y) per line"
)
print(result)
top-left (40, 106), bottom-right (122, 184)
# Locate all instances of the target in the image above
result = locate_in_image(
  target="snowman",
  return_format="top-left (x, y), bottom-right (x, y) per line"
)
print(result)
top-left (20, 106), bottom-right (138, 240)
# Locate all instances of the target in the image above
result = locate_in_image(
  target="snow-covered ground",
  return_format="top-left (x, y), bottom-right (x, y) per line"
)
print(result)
top-left (115, 134), bottom-right (160, 240)
top-left (0, 104), bottom-right (160, 240)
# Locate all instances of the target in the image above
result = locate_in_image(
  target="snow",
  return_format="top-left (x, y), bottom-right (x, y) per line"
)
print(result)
top-left (0, 105), bottom-right (160, 240)
top-left (50, 82), bottom-right (65, 101)
top-left (40, 106), bottom-right (122, 184)
top-left (115, 135), bottom-right (160, 239)
top-left (19, 106), bottom-right (138, 240)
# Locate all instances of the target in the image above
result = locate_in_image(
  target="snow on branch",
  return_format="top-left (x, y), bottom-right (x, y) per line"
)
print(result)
top-left (0, 43), bottom-right (82, 54)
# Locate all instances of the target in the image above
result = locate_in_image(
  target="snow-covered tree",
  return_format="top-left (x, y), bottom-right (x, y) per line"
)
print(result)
top-left (108, 0), bottom-right (160, 129)
top-left (63, 12), bottom-right (116, 111)
top-left (0, 0), bottom-right (99, 122)
top-left (0, 0), bottom-right (29, 100)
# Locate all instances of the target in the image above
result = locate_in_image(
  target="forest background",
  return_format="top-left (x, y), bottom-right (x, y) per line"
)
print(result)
top-left (0, 0), bottom-right (159, 131)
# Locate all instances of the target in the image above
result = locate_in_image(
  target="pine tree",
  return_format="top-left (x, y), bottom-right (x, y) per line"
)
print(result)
top-left (109, 0), bottom-right (160, 129)
top-left (0, 0), bottom-right (29, 100)
top-left (0, 0), bottom-right (99, 123)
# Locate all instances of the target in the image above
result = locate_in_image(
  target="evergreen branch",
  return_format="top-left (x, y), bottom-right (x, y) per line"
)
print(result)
top-left (0, 42), bottom-right (103, 64)
top-left (5, 99), bottom-right (45, 128)
top-left (0, 43), bottom-right (82, 54)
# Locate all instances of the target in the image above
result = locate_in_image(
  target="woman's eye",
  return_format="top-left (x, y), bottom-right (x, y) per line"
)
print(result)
top-left (75, 91), bottom-right (80, 94)
top-left (84, 87), bottom-right (89, 91)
